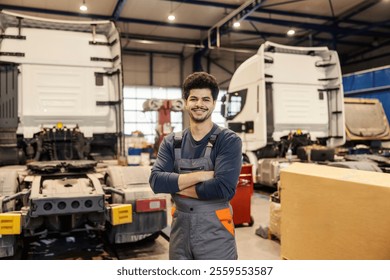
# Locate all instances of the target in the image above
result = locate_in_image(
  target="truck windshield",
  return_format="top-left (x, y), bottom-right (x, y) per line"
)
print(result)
top-left (225, 89), bottom-right (247, 120)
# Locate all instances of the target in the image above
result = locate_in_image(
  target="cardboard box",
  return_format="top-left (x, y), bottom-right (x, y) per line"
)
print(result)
top-left (280, 163), bottom-right (390, 260)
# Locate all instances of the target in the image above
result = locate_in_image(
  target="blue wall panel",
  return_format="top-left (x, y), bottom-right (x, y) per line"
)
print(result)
top-left (343, 66), bottom-right (390, 122)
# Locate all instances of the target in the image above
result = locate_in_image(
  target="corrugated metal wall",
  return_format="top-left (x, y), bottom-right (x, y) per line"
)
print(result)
top-left (343, 65), bottom-right (390, 122)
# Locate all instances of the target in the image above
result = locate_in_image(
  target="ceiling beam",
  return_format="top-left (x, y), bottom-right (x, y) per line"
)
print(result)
top-left (169, 0), bottom-right (388, 54)
top-left (334, 0), bottom-right (386, 42)
top-left (2, 3), bottom-right (385, 38)
top-left (335, 0), bottom-right (381, 22)
top-left (0, 2), bottom-right (385, 64)
top-left (167, 0), bottom-right (378, 27)
top-left (257, 8), bottom-right (375, 27)
top-left (292, 0), bottom-right (382, 46)
top-left (259, 0), bottom-right (306, 9)
top-left (120, 32), bottom-right (203, 48)
top-left (246, 15), bottom-right (389, 37)
top-left (122, 48), bottom-right (181, 57)
top-left (0, 4), bottom-right (210, 31)
top-left (118, 17), bottom-right (209, 30)
top-left (343, 51), bottom-right (390, 66)
top-left (342, 39), bottom-right (390, 63)
top-left (0, 4), bottom-right (110, 20)
top-left (229, 30), bottom-right (371, 47)
top-left (112, 0), bottom-right (127, 21)
top-left (170, 0), bottom-right (237, 9)
top-left (208, 0), bottom-right (265, 48)
top-left (0, 4), bottom-right (372, 49)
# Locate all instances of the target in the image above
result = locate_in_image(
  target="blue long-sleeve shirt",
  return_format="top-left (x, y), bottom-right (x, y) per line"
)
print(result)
top-left (149, 123), bottom-right (242, 201)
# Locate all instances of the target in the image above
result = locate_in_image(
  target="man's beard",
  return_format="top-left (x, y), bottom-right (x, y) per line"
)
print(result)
top-left (189, 107), bottom-right (213, 123)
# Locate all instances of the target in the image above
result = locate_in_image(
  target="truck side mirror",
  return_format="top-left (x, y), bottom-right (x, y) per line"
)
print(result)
top-left (220, 104), bottom-right (226, 118)
top-left (220, 94), bottom-right (227, 117)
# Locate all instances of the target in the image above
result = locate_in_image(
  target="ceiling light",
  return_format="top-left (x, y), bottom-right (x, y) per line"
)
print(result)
top-left (287, 29), bottom-right (295, 36)
top-left (233, 21), bottom-right (241, 28)
top-left (80, 0), bottom-right (88, 12)
top-left (167, 0), bottom-right (175, 22)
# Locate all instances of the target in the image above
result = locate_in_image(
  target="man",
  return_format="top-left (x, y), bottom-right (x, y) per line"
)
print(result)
top-left (149, 72), bottom-right (242, 260)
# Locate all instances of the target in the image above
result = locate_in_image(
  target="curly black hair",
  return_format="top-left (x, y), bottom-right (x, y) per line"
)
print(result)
top-left (182, 72), bottom-right (219, 101)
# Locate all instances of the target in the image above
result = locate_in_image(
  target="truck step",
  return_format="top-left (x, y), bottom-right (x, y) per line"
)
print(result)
top-left (318, 87), bottom-right (340, 92)
top-left (264, 57), bottom-right (273, 63)
top-left (0, 34), bottom-right (26, 40)
top-left (315, 62), bottom-right (336, 67)
top-left (318, 77), bottom-right (338, 81)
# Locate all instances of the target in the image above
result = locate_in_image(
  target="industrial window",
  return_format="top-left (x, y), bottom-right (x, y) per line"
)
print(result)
top-left (123, 86), bottom-right (226, 144)
top-left (123, 86), bottom-right (183, 143)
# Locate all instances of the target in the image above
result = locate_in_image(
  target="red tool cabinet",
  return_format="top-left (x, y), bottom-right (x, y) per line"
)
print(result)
top-left (230, 164), bottom-right (254, 226)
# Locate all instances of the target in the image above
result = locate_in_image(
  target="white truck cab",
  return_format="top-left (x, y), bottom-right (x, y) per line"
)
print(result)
top-left (0, 11), bottom-right (167, 258)
top-left (221, 41), bottom-right (346, 184)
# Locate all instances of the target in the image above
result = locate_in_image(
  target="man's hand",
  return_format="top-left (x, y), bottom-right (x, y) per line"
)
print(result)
top-left (178, 171), bottom-right (214, 190)
top-left (177, 185), bottom-right (198, 198)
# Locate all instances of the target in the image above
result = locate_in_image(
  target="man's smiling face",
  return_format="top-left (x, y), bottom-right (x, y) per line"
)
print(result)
top-left (185, 88), bottom-right (216, 123)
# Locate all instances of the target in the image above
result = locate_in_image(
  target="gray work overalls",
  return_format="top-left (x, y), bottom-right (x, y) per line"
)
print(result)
top-left (169, 127), bottom-right (238, 260)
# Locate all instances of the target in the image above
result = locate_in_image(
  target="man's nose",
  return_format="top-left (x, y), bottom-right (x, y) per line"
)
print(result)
top-left (195, 99), bottom-right (204, 106)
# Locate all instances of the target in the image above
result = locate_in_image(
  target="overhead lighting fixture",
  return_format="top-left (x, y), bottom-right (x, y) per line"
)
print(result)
top-left (287, 29), bottom-right (296, 36)
top-left (233, 21), bottom-right (241, 28)
top-left (167, 0), bottom-right (176, 22)
top-left (80, 0), bottom-right (88, 12)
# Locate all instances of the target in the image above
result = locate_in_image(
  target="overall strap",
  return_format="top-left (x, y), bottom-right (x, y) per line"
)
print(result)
top-left (204, 126), bottom-right (224, 159)
top-left (173, 130), bottom-right (183, 160)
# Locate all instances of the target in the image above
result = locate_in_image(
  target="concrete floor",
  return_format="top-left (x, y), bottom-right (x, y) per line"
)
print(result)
top-left (235, 191), bottom-right (281, 260)
top-left (137, 190), bottom-right (281, 260)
